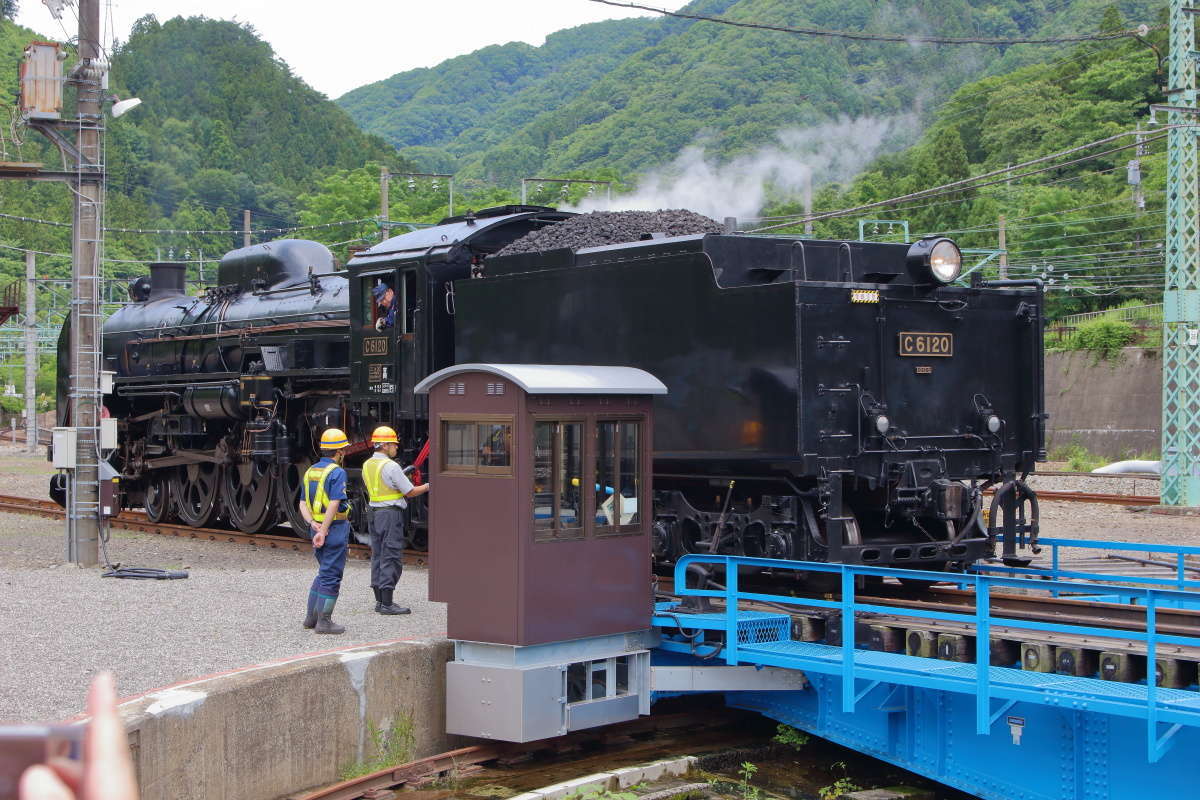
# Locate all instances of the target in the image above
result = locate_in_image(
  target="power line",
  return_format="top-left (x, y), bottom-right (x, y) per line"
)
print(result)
top-left (0, 210), bottom-right (377, 236)
top-left (587, 1), bottom-right (1158, 45)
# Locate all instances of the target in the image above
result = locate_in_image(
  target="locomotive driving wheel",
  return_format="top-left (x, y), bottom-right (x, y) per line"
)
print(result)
top-left (223, 459), bottom-right (280, 533)
top-left (143, 472), bottom-right (173, 523)
top-left (276, 454), bottom-right (314, 537)
top-left (171, 462), bottom-right (222, 528)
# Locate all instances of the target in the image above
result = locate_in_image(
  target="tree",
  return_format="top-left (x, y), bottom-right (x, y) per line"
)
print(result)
top-left (1, 1), bottom-right (17, 21)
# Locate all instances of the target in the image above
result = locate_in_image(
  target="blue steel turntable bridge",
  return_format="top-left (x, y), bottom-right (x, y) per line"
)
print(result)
top-left (653, 538), bottom-right (1200, 800)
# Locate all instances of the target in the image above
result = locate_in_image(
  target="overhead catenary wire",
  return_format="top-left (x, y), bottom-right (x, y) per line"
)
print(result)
top-left (0, 211), bottom-right (379, 236)
top-left (586, 0), bottom-right (1158, 45)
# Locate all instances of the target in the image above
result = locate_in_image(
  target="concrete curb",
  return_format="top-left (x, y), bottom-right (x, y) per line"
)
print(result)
top-left (509, 756), bottom-right (699, 800)
top-left (111, 637), bottom-right (457, 800)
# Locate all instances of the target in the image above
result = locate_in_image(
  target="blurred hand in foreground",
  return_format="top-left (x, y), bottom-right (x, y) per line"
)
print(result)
top-left (20, 672), bottom-right (138, 800)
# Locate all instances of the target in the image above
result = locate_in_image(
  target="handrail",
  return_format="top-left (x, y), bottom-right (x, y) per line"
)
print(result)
top-left (1058, 303), bottom-right (1162, 327)
top-left (669, 552), bottom-right (1200, 763)
top-left (975, 536), bottom-right (1200, 591)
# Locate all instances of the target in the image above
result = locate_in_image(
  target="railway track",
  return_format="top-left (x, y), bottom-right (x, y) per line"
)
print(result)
top-left (290, 709), bottom-right (753, 800)
top-left (1038, 470), bottom-right (1159, 480)
top-left (1032, 489), bottom-right (1158, 506)
top-left (0, 493), bottom-right (422, 564)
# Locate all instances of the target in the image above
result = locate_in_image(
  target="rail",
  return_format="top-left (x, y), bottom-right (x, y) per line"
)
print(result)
top-left (666, 549), bottom-right (1200, 763)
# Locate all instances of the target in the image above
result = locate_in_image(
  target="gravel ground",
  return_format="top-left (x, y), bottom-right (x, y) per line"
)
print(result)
top-left (0, 448), bottom-right (447, 723)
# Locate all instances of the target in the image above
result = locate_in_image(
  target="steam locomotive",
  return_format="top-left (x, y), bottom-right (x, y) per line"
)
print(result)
top-left (60, 205), bottom-right (1045, 570)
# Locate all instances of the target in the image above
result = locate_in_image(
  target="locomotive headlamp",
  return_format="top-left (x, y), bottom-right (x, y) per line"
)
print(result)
top-left (906, 237), bottom-right (963, 285)
top-left (986, 414), bottom-right (1002, 434)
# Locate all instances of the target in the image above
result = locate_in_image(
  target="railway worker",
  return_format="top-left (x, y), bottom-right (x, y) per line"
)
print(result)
top-left (300, 427), bottom-right (354, 634)
top-left (363, 425), bottom-right (429, 615)
top-left (372, 283), bottom-right (397, 331)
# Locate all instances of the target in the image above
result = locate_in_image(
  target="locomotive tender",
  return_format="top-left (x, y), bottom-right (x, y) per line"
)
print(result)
top-left (67, 205), bottom-right (1045, 570)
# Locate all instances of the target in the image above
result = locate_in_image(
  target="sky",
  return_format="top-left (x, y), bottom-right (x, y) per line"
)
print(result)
top-left (15, 0), bottom-right (690, 98)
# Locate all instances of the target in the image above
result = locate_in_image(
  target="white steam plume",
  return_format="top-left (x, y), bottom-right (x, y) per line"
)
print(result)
top-left (570, 115), bottom-right (918, 222)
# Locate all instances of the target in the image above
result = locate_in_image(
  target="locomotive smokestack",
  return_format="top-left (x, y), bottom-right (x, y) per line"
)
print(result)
top-left (148, 262), bottom-right (186, 300)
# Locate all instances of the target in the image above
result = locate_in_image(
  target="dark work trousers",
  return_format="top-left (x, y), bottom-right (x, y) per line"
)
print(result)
top-left (310, 519), bottom-right (350, 598)
top-left (368, 505), bottom-right (406, 590)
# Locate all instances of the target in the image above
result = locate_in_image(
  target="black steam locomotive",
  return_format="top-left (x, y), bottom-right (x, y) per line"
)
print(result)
top-left (62, 205), bottom-right (1045, 570)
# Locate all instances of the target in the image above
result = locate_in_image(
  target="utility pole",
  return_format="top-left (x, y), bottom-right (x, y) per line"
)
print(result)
top-left (24, 251), bottom-right (37, 453)
top-left (66, 0), bottom-right (104, 565)
top-left (998, 214), bottom-right (1008, 279)
top-left (1162, 0), bottom-right (1200, 508)
top-left (243, 209), bottom-right (251, 248)
top-left (380, 165), bottom-right (390, 242)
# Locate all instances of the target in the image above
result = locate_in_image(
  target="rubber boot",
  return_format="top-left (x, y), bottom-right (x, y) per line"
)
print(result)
top-left (372, 587), bottom-right (382, 612)
top-left (315, 595), bottom-right (345, 634)
top-left (302, 590), bottom-right (319, 629)
top-left (377, 588), bottom-right (410, 615)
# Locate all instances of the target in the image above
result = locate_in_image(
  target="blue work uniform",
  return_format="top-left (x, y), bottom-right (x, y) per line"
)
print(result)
top-left (307, 457), bottom-right (350, 600)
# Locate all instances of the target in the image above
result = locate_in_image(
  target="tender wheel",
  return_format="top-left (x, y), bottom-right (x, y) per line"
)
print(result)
top-left (276, 454), bottom-right (314, 538)
top-left (223, 459), bottom-right (279, 533)
top-left (764, 527), bottom-right (794, 560)
top-left (673, 517), bottom-right (705, 557)
top-left (171, 462), bottom-right (222, 528)
top-left (651, 520), bottom-right (673, 560)
top-left (144, 473), bottom-right (173, 523)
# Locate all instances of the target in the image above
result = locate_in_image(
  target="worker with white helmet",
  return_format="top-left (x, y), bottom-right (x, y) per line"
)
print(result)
top-left (363, 425), bottom-right (430, 615)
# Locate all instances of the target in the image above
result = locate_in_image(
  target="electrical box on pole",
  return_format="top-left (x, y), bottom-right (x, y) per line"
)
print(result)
top-left (1162, 0), bottom-right (1200, 507)
top-left (18, 42), bottom-right (65, 120)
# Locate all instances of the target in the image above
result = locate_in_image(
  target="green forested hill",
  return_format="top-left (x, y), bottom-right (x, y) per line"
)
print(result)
top-left (0, 15), bottom-right (415, 283)
top-left (337, 0), bottom-right (1166, 184)
top-left (774, 8), bottom-right (1168, 316)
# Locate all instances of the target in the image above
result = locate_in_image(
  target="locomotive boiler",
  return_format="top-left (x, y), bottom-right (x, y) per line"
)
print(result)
top-left (62, 205), bottom-right (1045, 571)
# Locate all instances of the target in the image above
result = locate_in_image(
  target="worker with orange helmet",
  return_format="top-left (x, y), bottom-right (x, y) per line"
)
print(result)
top-left (363, 425), bottom-right (430, 615)
top-left (299, 427), bottom-right (353, 634)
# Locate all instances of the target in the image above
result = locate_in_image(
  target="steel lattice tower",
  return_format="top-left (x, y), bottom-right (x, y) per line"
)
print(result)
top-left (1163, 0), bottom-right (1200, 507)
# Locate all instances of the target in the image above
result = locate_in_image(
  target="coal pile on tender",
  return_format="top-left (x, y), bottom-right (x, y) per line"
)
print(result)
top-left (493, 209), bottom-right (724, 258)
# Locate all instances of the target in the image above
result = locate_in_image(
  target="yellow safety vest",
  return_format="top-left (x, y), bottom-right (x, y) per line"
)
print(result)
top-left (303, 463), bottom-right (349, 522)
top-left (362, 456), bottom-right (405, 503)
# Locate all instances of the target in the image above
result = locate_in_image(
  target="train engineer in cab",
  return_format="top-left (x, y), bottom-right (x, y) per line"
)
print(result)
top-left (300, 428), bottom-right (354, 634)
top-left (363, 426), bottom-right (430, 615)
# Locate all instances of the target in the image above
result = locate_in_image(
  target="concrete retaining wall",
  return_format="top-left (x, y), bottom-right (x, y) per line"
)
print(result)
top-left (1045, 347), bottom-right (1160, 459)
top-left (116, 638), bottom-right (457, 800)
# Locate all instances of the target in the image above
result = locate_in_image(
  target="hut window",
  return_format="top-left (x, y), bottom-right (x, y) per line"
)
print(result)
top-left (440, 417), bottom-right (513, 476)
top-left (595, 420), bottom-right (641, 534)
top-left (533, 420), bottom-right (584, 541)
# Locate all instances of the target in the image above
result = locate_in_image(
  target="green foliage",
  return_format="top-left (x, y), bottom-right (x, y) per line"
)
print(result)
top-left (737, 761), bottom-right (761, 800)
top-left (0, 16), bottom-right (415, 288)
top-left (563, 787), bottom-right (637, 800)
top-left (1072, 318), bottom-right (1138, 361)
top-left (337, 713), bottom-right (415, 781)
top-left (772, 723), bottom-right (810, 751)
top-left (340, 0), bottom-right (1164, 189)
top-left (1, 1), bottom-right (16, 21)
top-left (1049, 438), bottom-right (1106, 472)
top-left (818, 777), bottom-right (861, 800)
